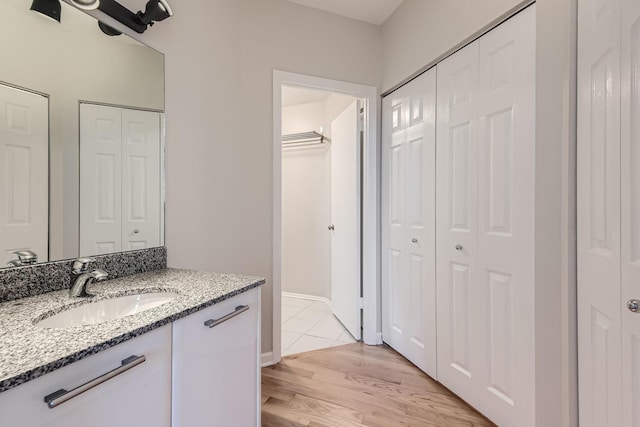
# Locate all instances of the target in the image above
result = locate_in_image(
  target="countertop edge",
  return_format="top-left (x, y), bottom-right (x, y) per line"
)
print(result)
top-left (0, 278), bottom-right (265, 394)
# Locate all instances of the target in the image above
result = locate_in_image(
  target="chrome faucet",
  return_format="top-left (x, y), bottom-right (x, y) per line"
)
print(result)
top-left (69, 258), bottom-right (109, 298)
top-left (7, 250), bottom-right (38, 267)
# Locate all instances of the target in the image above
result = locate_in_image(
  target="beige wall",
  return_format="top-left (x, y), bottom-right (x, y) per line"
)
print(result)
top-left (132, 0), bottom-right (381, 355)
top-left (381, 0), bottom-right (526, 91)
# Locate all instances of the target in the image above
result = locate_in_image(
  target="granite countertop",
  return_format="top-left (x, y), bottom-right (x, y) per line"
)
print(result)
top-left (0, 268), bottom-right (265, 394)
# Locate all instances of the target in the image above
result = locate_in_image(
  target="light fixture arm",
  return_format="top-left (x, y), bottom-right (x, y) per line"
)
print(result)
top-left (97, 0), bottom-right (147, 33)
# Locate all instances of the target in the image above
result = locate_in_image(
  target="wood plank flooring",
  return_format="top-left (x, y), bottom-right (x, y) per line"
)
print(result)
top-left (261, 343), bottom-right (496, 427)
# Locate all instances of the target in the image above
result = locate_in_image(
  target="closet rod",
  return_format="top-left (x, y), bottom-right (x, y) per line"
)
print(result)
top-left (282, 131), bottom-right (330, 147)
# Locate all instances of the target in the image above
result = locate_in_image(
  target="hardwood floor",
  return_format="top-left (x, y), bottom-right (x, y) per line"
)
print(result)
top-left (261, 343), bottom-right (496, 427)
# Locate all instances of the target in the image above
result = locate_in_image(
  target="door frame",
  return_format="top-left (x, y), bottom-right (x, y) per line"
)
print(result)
top-left (271, 70), bottom-right (380, 365)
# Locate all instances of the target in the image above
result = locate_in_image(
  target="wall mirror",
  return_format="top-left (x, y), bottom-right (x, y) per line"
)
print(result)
top-left (0, 0), bottom-right (165, 268)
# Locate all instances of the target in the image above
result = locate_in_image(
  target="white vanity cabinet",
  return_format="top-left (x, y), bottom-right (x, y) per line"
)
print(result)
top-left (172, 287), bottom-right (261, 427)
top-left (0, 325), bottom-right (172, 427)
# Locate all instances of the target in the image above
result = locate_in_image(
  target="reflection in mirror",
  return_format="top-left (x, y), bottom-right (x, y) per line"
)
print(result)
top-left (0, 0), bottom-right (164, 268)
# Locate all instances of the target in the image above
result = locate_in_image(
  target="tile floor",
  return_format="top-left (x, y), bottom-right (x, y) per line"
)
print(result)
top-left (281, 295), bottom-right (357, 356)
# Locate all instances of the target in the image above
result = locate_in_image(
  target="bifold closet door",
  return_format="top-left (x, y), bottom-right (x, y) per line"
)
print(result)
top-left (381, 68), bottom-right (437, 377)
top-left (436, 6), bottom-right (535, 426)
top-left (80, 104), bottom-right (161, 256)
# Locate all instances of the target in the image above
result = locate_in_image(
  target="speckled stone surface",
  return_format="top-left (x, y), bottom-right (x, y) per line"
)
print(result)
top-left (0, 268), bottom-right (264, 394)
top-left (0, 247), bottom-right (167, 303)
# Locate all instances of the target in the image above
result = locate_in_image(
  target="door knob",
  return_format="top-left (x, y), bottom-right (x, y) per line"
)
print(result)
top-left (455, 244), bottom-right (463, 251)
top-left (133, 229), bottom-right (140, 234)
top-left (328, 225), bottom-right (335, 231)
top-left (628, 300), bottom-right (640, 313)
top-left (412, 238), bottom-right (418, 243)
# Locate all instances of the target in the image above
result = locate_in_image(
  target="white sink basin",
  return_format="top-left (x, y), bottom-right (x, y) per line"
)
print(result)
top-left (36, 292), bottom-right (178, 328)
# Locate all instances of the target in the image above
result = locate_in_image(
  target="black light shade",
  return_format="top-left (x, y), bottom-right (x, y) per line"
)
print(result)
top-left (30, 0), bottom-right (61, 23)
top-left (98, 21), bottom-right (122, 36)
top-left (136, 0), bottom-right (173, 26)
top-left (69, 0), bottom-right (99, 11)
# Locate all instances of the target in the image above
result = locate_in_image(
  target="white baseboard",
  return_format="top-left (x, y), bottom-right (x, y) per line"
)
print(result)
top-left (261, 352), bottom-right (275, 367)
top-left (376, 332), bottom-right (383, 345)
top-left (281, 292), bottom-right (332, 308)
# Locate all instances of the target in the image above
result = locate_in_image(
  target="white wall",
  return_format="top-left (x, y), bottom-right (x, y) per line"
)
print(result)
top-left (130, 0), bottom-right (381, 355)
top-left (281, 101), bottom-right (331, 298)
top-left (381, 0), bottom-right (526, 91)
top-left (280, 94), bottom-right (357, 299)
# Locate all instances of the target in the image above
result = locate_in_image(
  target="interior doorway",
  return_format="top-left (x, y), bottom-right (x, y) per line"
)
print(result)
top-left (271, 71), bottom-right (379, 365)
top-left (280, 86), bottom-right (360, 356)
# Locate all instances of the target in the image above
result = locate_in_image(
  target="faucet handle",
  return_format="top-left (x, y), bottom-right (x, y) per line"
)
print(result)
top-left (11, 250), bottom-right (38, 264)
top-left (72, 257), bottom-right (96, 274)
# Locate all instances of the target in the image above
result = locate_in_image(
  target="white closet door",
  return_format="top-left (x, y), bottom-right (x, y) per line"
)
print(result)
top-left (121, 109), bottom-right (161, 252)
top-left (621, 0), bottom-right (640, 424)
top-left (436, 6), bottom-right (535, 426)
top-left (577, 0), bottom-right (622, 425)
top-left (476, 7), bottom-right (536, 424)
top-left (330, 100), bottom-right (362, 340)
top-left (381, 68), bottom-right (437, 377)
top-left (80, 104), bottom-right (123, 256)
top-left (0, 84), bottom-right (48, 265)
top-left (436, 38), bottom-right (480, 394)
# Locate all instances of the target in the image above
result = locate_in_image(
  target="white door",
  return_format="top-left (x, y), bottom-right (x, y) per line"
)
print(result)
top-left (436, 6), bottom-right (535, 426)
top-left (121, 109), bottom-right (161, 251)
top-left (330, 100), bottom-right (362, 340)
top-left (80, 104), bottom-right (123, 256)
top-left (381, 68), bottom-right (437, 377)
top-left (621, 0), bottom-right (640, 424)
top-left (577, 0), bottom-right (622, 425)
top-left (0, 84), bottom-right (48, 266)
top-left (80, 104), bottom-right (161, 256)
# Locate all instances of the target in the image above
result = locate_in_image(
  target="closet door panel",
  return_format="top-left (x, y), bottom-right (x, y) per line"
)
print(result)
top-left (436, 40), bottom-right (481, 394)
top-left (476, 7), bottom-right (535, 424)
top-left (621, 1), bottom-right (640, 425)
top-left (382, 68), bottom-right (437, 377)
top-left (577, 0), bottom-right (622, 425)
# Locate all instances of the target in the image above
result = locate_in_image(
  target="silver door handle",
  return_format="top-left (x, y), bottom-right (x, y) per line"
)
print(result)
top-left (411, 238), bottom-right (418, 243)
top-left (328, 225), bottom-right (335, 231)
top-left (204, 305), bottom-right (249, 328)
top-left (628, 300), bottom-right (640, 313)
top-left (455, 244), bottom-right (463, 251)
top-left (44, 355), bottom-right (146, 409)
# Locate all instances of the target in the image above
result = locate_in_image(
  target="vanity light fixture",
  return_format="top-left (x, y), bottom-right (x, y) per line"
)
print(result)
top-left (76, 0), bottom-right (173, 34)
top-left (30, 0), bottom-right (61, 23)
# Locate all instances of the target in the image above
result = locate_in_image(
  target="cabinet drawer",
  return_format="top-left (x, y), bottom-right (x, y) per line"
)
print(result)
top-left (0, 325), bottom-right (172, 427)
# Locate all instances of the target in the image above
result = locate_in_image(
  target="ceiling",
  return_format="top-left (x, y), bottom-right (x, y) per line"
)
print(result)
top-left (285, 0), bottom-right (405, 25)
top-left (281, 86), bottom-right (334, 107)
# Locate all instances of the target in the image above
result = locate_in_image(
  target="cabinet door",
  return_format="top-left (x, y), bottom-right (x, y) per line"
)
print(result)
top-left (0, 325), bottom-right (172, 427)
top-left (172, 288), bottom-right (260, 427)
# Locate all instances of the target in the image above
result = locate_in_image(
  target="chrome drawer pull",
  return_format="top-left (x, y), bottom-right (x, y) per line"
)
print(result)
top-left (204, 305), bottom-right (249, 329)
top-left (44, 355), bottom-right (146, 409)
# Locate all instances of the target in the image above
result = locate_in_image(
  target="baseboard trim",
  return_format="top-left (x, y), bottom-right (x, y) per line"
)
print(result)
top-left (376, 332), bottom-right (383, 345)
top-left (282, 292), bottom-right (332, 308)
top-left (261, 352), bottom-right (275, 367)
